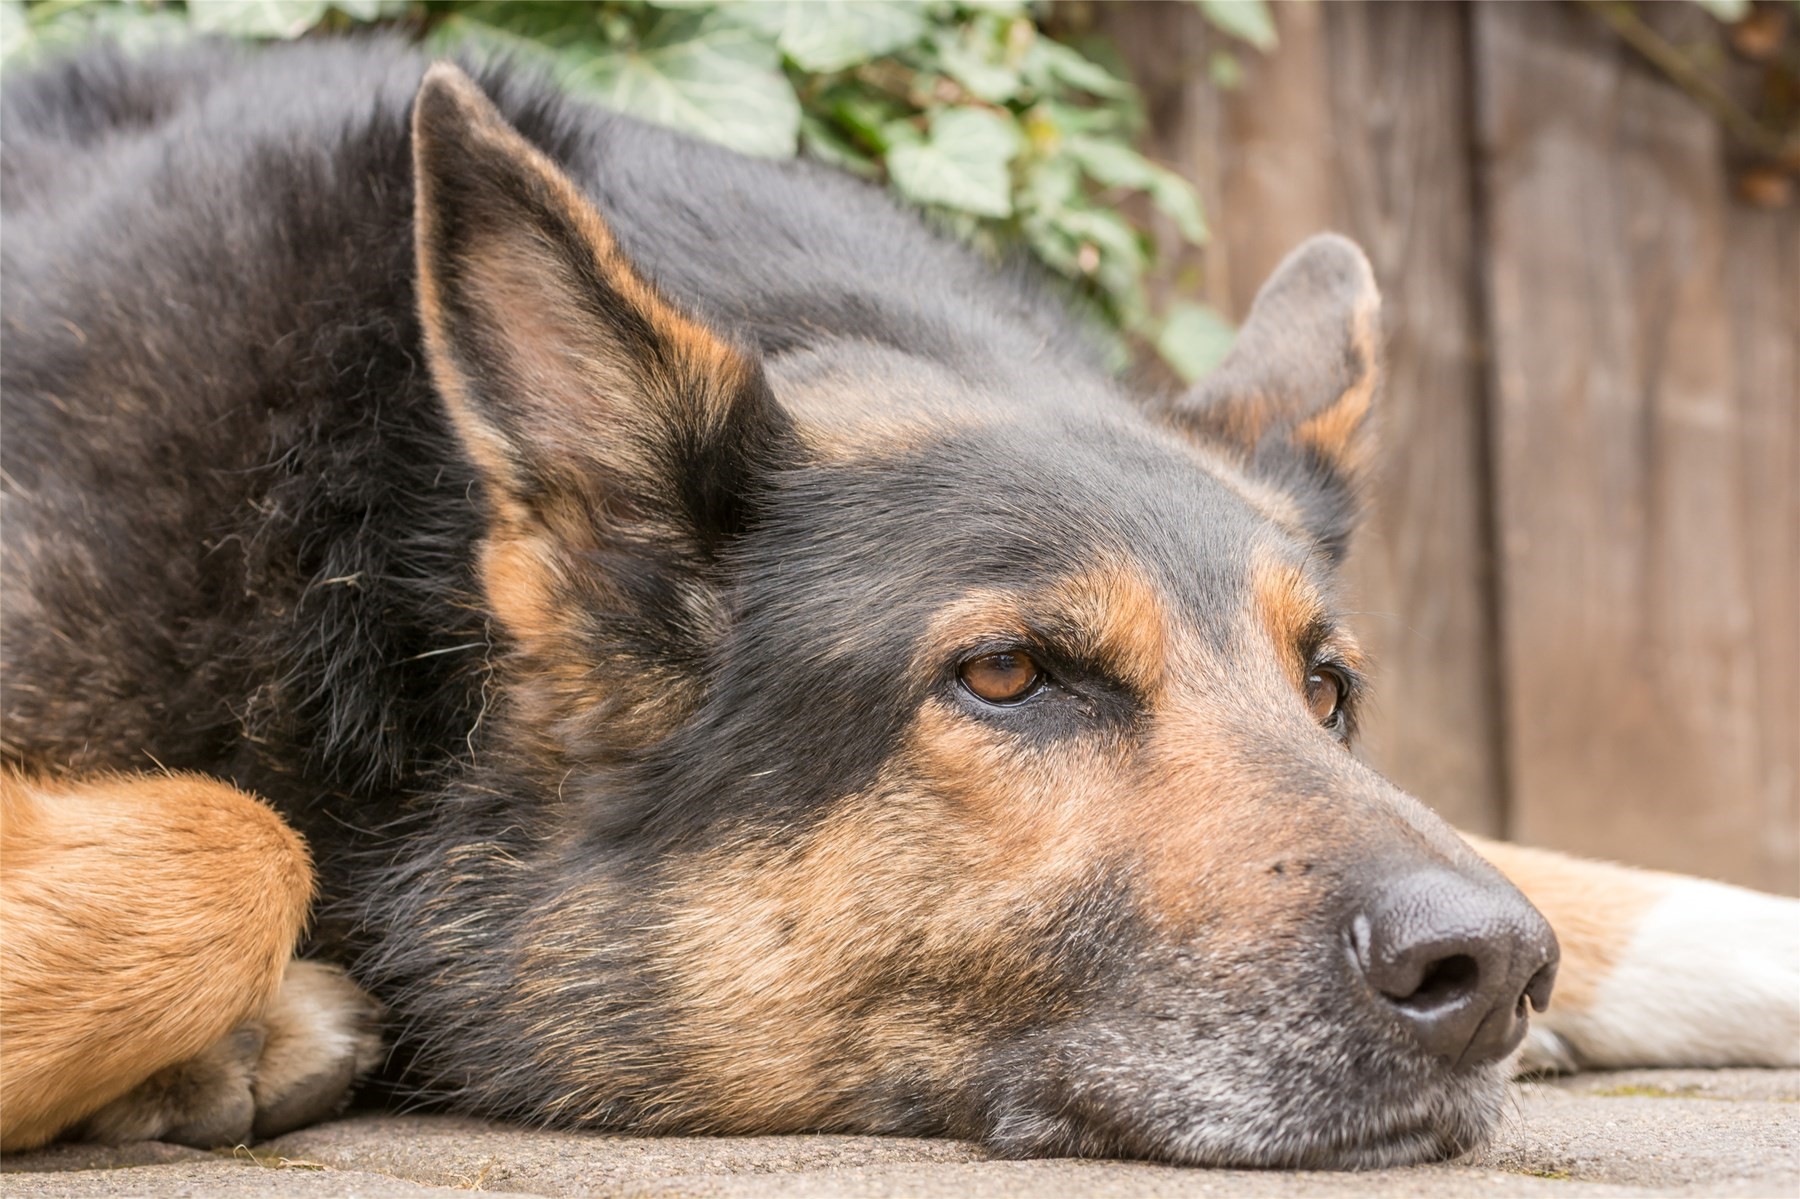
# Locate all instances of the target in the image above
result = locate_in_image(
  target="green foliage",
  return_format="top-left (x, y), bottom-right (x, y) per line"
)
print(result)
top-left (0, 0), bottom-right (1279, 379)
top-left (1195, 0), bottom-right (1274, 53)
top-left (1155, 300), bottom-right (1236, 385)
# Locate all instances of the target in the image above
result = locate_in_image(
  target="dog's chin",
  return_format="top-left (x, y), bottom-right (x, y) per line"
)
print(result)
top-left (975, 1037), bottom-right (1513, 1170)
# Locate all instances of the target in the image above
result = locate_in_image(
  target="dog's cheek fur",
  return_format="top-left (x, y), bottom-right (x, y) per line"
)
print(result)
top-left (648, 705), bottom-right (1141, 1135)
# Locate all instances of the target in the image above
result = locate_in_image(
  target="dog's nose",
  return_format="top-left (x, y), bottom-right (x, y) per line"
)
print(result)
top-left (1351, 866), bottom-right (1559, 1068)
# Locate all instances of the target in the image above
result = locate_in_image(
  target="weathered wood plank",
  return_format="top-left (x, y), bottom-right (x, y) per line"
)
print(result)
top-left (1105, 0), bottom-right (1505, 834)
top-left (1724, 204), bottom-right (1800, 892)
top-left (1474, 0), bottom-right (1798, 891)
top-left (1319, 1), bottom-right (1504, 838)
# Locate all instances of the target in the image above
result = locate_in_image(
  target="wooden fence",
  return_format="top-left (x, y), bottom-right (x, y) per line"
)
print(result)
top-left (1096, 0), bottom-right (1798, 893)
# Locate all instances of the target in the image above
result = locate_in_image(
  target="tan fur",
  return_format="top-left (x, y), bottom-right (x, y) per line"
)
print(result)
top-left (1046, 562), bottom-right (1171, 700)
top-left (1250, 547), bottom-right (1367, 685)
top-left (1252, 554), bottom-right (1326, 677)
top-left (648, 565), bottom-right (1180, 1127)
top-left (912, 559), bottom-right (1171, 702)
top-left (245, 961), bottom-right (384, 1139)
top-left (656, 725), bottom-right (1118, 1131)
top-left (793, 408), bottom-right (965, 462)
top-left (76, 1024), bottom-right (265, 1147)
top-left (477, 533), bottom-right (570, 652)
top-left (1463, 835), bottom-right (1667, 1016)
top-left (1291, 311), bottom-right (1379, 479)
top-left (1174, 235), bottom-right (1381, 490)
top-left (0, 771), bottom-right (313, 1150)
top-left (769, 354), bottom-right (982, 462)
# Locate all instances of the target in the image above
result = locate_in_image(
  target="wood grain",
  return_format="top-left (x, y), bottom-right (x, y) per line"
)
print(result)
top-left (1474, 0), bottom-right (1798, 891)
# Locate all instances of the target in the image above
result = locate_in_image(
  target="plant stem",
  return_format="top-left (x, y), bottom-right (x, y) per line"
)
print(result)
top-left (1578, 0), bottom-right (1793, 159)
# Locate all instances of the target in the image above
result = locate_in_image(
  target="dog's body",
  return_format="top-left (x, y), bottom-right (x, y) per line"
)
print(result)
top-left (2, 40), bottom-right (1795, 1166)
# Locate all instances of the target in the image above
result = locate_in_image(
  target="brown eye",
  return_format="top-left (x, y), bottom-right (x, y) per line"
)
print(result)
top-left (959, 651), bottom-right (1042, 704)
top-left (1304, 668), bottom-right (1345, 726)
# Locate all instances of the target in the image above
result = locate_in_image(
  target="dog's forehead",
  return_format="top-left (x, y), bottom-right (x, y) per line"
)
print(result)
top-left (760, 391), bottom-right (1315, 643)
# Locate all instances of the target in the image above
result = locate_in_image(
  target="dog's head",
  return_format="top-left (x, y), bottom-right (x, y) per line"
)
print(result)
top-left (401, 64), bottom-right (1558, 1167)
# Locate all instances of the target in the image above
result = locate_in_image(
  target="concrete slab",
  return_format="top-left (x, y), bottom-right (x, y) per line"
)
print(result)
top-left (3, 1070), bottom-right (1794, 1198)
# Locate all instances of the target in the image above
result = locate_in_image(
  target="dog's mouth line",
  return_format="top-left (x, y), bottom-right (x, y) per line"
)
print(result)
top-left (1193, 1109), bottom-right (1484, 1171)
top-left (985, 1078), bottom-right (1494, 1171)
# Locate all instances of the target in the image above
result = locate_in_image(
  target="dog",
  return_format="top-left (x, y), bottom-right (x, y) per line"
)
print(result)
top-left (2, 38), bottom-right (1795, 1168)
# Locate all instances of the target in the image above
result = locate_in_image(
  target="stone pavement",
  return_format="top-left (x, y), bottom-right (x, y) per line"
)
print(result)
top-left (3, 1070), bottom-right (1795, 1198)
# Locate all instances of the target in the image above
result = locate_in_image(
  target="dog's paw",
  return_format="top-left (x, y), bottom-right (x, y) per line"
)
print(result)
top-left (1529, 877), bottom-right (1800, 1070)
top-left (78, 1023), bottom-right (266, 1147)
top-left (248, 960), bottom-right (385, 1139)
top-left (80, 961), bottom-right (383, 1147)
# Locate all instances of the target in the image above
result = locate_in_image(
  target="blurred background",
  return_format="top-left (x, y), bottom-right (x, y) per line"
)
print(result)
top-left (5, 0), bottom-right (1795, 893)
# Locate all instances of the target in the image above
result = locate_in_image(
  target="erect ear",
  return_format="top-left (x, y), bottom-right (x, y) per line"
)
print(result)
top-left (1161, 234), bottom-right (1381, 560)
top-left (411, 63), bottom-right (794, 740)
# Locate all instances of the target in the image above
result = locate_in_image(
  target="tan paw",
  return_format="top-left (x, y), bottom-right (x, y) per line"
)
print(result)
top-left (79, 961), bottom-right (383, 1147)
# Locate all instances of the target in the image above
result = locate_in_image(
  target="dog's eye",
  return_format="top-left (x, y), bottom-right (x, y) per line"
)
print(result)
top-left (960, 651), bottom-right (1042, 705)
top-left (1304, 667), bottom-right (1345, 726)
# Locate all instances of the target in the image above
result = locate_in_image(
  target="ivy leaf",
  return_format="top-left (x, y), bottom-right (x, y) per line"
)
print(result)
top-left (1196, 0), bottom-right (1278, 52)
top-left (886, 107), bottom-right (1023, 218)
top-left (567, 15), bottom-right (802, 158)
top-left (6, 0), bottom-right (191, 65)
top-left (928, 25), bottom-right (1022, 104)
top-left (1054, 205), bottom-right (1150, 327)
top-left (187, 0), bottom-right (332, 39)
top-left (703, 0), bottom-right (930, 72)
top-left (1017, 156), bottom-right (1083, 219)
top-left (825, 89), bottom-right (909, 152)
top-left (1157, 301), bottom-right (1236, 383)
top-left (1208, 48), bottom-right (1243, 90)
top-left (1024, 38), bottom-right (1135, 99)
top-left (800, 113), bottom-right (882, 179)
top-left (1038, 96), bottom-right (1135, 139)
top-left (428, 16), bottom-right (569, 78)
top-left (1065, 137), bottom-right (1207, 243)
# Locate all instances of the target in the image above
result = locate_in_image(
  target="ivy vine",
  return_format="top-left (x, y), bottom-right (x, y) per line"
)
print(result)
top-left (3, 0), bottom-right (1288, 380)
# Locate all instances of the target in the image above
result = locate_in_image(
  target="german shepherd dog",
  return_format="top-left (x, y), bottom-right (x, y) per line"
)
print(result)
top-left (2, 40), bottom-right (1795, 1168)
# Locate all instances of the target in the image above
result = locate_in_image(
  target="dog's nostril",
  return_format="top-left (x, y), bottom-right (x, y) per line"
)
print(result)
top-left (1385, 952), bottom-right (1479, 1012)
top-left (1355, 863), bottom-right (1560, 1069)
top-left (1524, 961), bottom-right (1557, 1013)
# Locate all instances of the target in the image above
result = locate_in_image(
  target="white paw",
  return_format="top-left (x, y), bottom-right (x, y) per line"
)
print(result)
top-left (1534, 878), bottom-right (1800, 1069)
top-left (80, 961), bottom-right (382, 1147)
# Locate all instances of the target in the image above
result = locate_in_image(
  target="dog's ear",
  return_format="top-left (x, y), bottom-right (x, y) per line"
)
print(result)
top-left (1160, 234), bottom-right (1380, 560)
top-left (411, 64), bottom-right (794, 742)
top-left (412, 62), bottom-right (791, 550)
